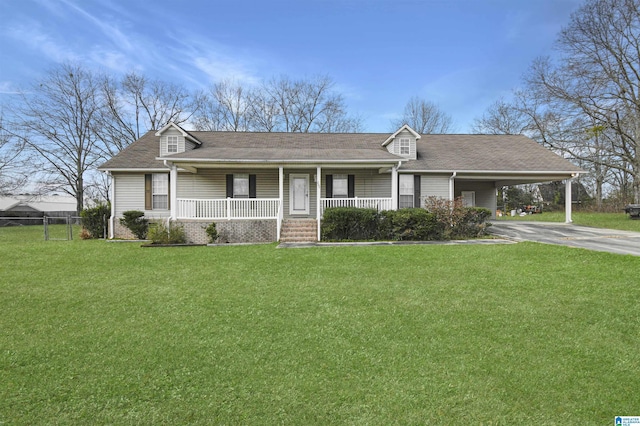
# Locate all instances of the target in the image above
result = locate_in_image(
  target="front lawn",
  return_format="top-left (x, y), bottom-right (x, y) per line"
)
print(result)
top-left (1, 226), bottom-right (639, 424)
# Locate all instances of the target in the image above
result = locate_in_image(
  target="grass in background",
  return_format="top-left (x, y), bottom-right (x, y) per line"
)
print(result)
top-left (1, 226), bottom-right (639, 424)
top-left (495, 211), bottom-right (640, 231)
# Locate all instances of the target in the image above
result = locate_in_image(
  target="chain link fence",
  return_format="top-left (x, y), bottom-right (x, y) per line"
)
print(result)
top-left (0, 215), bottom-right (98, 240)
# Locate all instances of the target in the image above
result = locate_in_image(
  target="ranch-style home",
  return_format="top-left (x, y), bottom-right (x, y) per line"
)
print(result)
top-left (99, 122), bottom-right (584, 243)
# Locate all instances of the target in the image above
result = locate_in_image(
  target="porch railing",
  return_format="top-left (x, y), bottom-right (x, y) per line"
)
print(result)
top-left (320, 197), bottom-right (393, 216)
top-left (177, 198), bottom-right (281, 220)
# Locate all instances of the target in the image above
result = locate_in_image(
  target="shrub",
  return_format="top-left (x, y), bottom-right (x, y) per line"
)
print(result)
top-left (455, 207), bottom-right (492, 238)
top-left (379, 208), bottom-right (444, 241)
top-left (119, 210), bottom-right (149, 240)
top-left (148, 222), bottom-right (187, 245)
top-left (424, 196), bottom-right (492, 239)
top-left (205, 222), bottom-right (218, 243)
top-left (321, 207), bottom-right (379, 241)
top-left (78, 228), bottom-right (92, 240)
top-left (80, 203), bottom-right (110, 239)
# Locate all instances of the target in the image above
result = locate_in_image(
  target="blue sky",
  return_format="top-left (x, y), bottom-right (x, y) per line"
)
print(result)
top-left (0, 0), bottom-right (583, 133)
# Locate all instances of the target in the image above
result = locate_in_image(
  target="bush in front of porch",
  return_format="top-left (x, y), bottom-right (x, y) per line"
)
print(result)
top-left (321, 205), bottom-right (491, 242)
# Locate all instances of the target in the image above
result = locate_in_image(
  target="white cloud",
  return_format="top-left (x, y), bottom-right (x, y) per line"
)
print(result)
top-left (3, 22), bottom-right (80, 63)
top-left (59, 0), bottom-right (134, 52)
top-left (0, 81), bottom-right (21, 95)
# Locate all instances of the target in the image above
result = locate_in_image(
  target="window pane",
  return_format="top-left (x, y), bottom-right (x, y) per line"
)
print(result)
top-left (234, 174), bottom-right (249, 197)
top-left (399, 194), bottom-right (413, 209)
top-left (153, 195), bottom-right (168, 210)
top-left (333, 174), bottom-right (348, 197)
top-left (400, 138), bottom-right (410, 155)
top-left (153, 174), bottom-right (168, 194)
top-left (167, 136), bottom-right (178, 153)
top-left (152, 174), bottom-right (168, 210)
top-left (399, 174), bottom-right (413, 195)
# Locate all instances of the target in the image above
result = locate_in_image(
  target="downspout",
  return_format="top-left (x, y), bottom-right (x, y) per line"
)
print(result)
top-left (449, 172), bottom-right (457, 201)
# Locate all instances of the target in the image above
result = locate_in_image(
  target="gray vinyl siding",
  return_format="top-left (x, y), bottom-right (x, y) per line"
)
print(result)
top-left (456, 181), bottom-right (497, 216)
top-left (159, 128), bottom-right (186, 156)
top-left (321, 169), bottom-right (391, 198)
top-left (112, 173), bottom-right (169, 219)
top-left (177, 169), bottom-right (279, 199)
top-left (421, 174), bottom-right (450, 203)
top-left (385, 129), bottom-right (417, 160)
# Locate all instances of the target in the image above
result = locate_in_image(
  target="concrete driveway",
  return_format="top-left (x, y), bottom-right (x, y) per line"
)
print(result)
top-left (489, 221), bottom-right (640, 256)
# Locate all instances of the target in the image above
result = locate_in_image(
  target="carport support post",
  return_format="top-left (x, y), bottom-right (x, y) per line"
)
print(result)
top-left (565, 176), bottom-right (574, 223)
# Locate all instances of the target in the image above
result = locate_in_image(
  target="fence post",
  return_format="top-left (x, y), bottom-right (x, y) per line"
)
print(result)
top-left (67, 215), bottom-right (72, 240)
top-left (43, 216), bottom-right (48, 241)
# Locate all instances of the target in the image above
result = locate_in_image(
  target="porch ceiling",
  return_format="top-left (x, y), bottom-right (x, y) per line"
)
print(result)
top-left (172, 160), bottom-right (400, 171)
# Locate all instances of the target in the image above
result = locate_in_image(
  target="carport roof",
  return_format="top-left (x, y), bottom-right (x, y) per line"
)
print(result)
top-left (400, 134), bottom-right (584, 173)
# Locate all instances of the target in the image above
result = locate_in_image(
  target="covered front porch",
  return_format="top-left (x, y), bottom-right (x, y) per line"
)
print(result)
top-left (167, 163), bottom-right (399, 242)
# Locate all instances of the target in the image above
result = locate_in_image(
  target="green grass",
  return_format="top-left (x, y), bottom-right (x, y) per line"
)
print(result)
top-left (1, 226), bottom-right (640, 424)
top-left (496, 211), bottom-right (640, 231)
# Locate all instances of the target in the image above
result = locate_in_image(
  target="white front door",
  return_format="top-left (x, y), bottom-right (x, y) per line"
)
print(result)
top-left (289, 174), bottom-right (309, 215)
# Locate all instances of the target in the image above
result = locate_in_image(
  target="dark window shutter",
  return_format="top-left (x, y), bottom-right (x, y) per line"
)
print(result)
top-left (414, 175), bottom-right (421, 208)
top-left (226, 174), bottom-right (234, 198)
top-left (145, 174), bottom-right (152, 210)
top-left (249, 174), bottom-right (257, 198)
top-left (326, 175), bottom-right (333, 198)
top-left (348, 175), bottom-right (355, 198)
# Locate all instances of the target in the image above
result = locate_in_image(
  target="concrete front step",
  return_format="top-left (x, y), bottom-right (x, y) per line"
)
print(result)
top-left (280, 219), bottom-right (318, 242)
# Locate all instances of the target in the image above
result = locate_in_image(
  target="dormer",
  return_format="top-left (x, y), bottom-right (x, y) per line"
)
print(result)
top-left (155, 122), bottom-right (202, 156)
top-left (382, 124), bottom-right (420, 160)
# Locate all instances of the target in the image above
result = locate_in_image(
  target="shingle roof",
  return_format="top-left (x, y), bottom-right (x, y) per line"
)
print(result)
top-left (99, 131), bottom-right (583, 173)
top-left (402, 134), bottom-right (583, 172)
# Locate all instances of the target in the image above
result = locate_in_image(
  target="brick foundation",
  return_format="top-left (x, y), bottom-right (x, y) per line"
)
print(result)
top-left (206, 219), bottom-right (277, 244)
top-left (175, 219), bottom-right (277, 244)
top-left (113, 218), bottom-right (277, 244)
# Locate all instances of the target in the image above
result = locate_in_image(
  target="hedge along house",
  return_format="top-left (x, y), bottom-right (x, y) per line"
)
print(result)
top-left (99, 123), bottom-right (584, 243)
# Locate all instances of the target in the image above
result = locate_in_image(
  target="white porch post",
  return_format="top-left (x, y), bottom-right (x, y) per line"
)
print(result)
top-left (316, 166), bottom-right (321, 241)
top-left (170, 164), bottom-right (178, 220)
top-left (278, 167), bottom-right (284, 241)
top-left (391, 163), bottom-right (399, 210)
top-left (565, 176), bottom-right (574, 223)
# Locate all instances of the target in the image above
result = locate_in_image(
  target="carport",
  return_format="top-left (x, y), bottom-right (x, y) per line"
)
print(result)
top-left (452, 171), bottom-right (581, 223)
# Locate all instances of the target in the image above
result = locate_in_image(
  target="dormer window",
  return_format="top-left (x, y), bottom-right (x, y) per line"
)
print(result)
top-left (167, 136), bottom-right (178, 153)
top-left (399, 138), bottom-right (410, 155)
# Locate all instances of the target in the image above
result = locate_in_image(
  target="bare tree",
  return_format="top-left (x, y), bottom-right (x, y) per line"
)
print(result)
top-left (193, 80), bottom-right (251, 131)
top-left (526, 0), bottom-right (640, 202)
top-left (471, 98), bottom-right (529, 134)
top-left (0, 111), bottom-right (32, 195)
top-left (391, 97), bottom-right (454, 133)
top-left (193, 74), bottom-right (362, 133)
top-left (120, 72), bottom-right (201, 136)
top-left (16, 63), bottom-right (104, 213)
